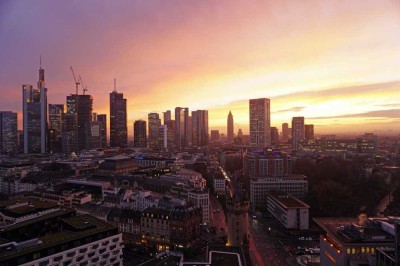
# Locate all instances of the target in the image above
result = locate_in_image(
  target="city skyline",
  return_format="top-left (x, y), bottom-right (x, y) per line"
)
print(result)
top-left (1, 1), bottom-right (400, 135)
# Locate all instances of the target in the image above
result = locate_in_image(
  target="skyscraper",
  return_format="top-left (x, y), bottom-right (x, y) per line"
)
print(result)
top-left (134, 120), bottom-right (147, 148)
top-left (97, 114), bottom-right (107, 148)
top-left (174, 107), bottom-right (189, 149)
top-left (282, 123), bottom-right (289, 143)
top-left (249, 98), bottom-right (271, 147)
top-left (48, 104), bottom-right (64, 153)
top-left (0, 111), bottom-right (18, 153)
top-left (22, 60), bottom-right (47, 154)
top-left (66, 94), bottom-right (93, 151)
top-left (163, 110), bottom-right (171, 124)
top-left (271, 127), bottom-right (279, 146)
top-left (165, 120), bottom-right (175, 150)
top-left (110, 86), bottom-right (127, 148)
top-left (305, 124), bottom-right (314, 141)
top-left (148, 113), bottom-right (161, 149)
top-left (292, 117), bottom-right (305, 151)
top-left (158, 125), bottom-right (168, 149)
top-left (61, 113), bottom-right (78, 154)
top-left (192, 110), bottom-right (209, 146)
top-left (210, 130), bottom-right (220, 143)
top-left (227, 111), bottom-right (234, 143)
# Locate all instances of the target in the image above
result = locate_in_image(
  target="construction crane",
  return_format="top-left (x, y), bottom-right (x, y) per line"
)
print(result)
top-left (70, 66), bottom-right (80, 95)
top-left (79, 75), bottom-right (88, 95)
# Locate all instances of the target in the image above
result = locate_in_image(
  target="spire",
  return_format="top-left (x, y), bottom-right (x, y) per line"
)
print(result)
top-left (40, 54), bottom-right (42, 68)
top-left (113, 78), bottom-right (117, 92)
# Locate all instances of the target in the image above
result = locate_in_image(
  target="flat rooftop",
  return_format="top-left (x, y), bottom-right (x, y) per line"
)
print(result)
top-left (268, 193), bottom-right (310, 209)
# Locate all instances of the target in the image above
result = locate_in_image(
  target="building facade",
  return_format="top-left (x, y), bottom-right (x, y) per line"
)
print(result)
top-left (292, 117), bottom-right (305, 151)
top-left (191, 110), bottom-right (209, 147)
top-left (249, 98), bottom-right (271, 147)
top-left (0, 112), bottom-right (18, 153)
top-left (174, 107), bottom-right (189, 149)
top-left (227, 111), bottom-right (234, 143)
top-left (148, 113), bottom-right (161, 149)
top-left (134, 120), bottom-right (147, 148)
top-left (110, 90), bottom-right (127, 148)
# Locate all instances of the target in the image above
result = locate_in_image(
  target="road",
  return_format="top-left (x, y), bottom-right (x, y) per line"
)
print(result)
top-left (249, 217), bottom-right (288, 266)
top-left (209, 194), bottom-right (227, 239)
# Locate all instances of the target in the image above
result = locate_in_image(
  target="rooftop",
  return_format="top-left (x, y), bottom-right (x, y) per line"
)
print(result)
top-left (268, 193), bottom-right (310, 209)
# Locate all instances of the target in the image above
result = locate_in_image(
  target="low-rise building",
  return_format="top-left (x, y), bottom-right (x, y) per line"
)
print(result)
top-left (141, 207), bottom-right (171, 251)
top-left (250, 174), bottom-right (308, 209)
top-left (0, 208), bottom-right (123, 266)
top-left (98, 155), bottom-right (137, 176)
top-left (107, 208), bottom-right (141, 243)
top-left (267, 193), bottom-right (310, 230)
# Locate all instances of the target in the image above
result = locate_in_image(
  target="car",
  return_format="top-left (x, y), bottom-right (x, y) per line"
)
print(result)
top-left (299, 237), bottom-right (305, 240)
top-left (217, 209), bottom-right (220, 212)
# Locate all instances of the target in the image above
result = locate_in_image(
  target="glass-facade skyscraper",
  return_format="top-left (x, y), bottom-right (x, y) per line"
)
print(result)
top-left (249, 98), bottom-right (271, 147)
top-left (110, 89), bottom-right (127, 148)
top-left (0, 111), bottom-right (18, 153)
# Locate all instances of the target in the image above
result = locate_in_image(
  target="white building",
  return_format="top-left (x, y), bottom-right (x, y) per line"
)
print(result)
top-left (188, 189), bottom-right (209, 223)
top-left (250, 174), bottom-right (308, 209)
top-left (267, 193), bottom-right (310, 230)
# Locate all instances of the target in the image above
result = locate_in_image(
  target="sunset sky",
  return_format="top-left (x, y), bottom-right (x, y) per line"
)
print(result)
top-left (1, 0), bottom-right (400, 136)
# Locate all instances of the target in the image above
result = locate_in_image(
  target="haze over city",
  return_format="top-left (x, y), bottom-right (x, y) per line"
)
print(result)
top-left (1, 0), bottom-right (400, 135)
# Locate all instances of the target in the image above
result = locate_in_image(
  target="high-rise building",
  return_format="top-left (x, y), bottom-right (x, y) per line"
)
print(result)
top-left (0, 111), bottom-right (18, 153)
top-left (210, 130), bottom-right (220, 143)
top-left (61, 113), bottom-right (78, 154)
top-left (163, 110), bottom-right (171, 124)
top-left (48, 104), bottom-right (64, 153)
top-left (22, 60), bottom-right (47, 154)
top-left (158, 125), bottom-right (168, 149)
top-left (97, 114), bottom-right (107, 148)
top-left (305, 124), bottom-right (314, 141)
top-left (148, 113), bottom-right (161, 149)
top-left (165, 120), bottom-right (175, 150)
top-left (85, 120), bottom-right (103, 149)
top-left (110, 87), bottom-right (127, 148)
top-left (227, 111), bottom-right (234, 143)
top-left (292, 117), bottom-right (305, 151)
top-left (271, 127), bottom-right (279, 146)
top-left (282, 123), bottom-right (289, 143)
top-left (249, 98), bottom-right (271, 147)
top-left (175, 107), bottom-right (189, 149)
top-left (191, 110), bottom-right (209, 147)
top-left (134, 120), bottom-right (147, 148)
top-left (66, 94), bottom-right (93, 151)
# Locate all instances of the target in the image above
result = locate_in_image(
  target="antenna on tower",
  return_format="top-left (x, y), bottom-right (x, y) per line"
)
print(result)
top-left (40, 55), bottom-right (42, 68)
top-left (114, 78), bottom-right (116, 92)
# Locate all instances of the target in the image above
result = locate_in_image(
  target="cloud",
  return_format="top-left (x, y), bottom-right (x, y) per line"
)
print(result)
top-left (309, 109), bottom-right (400, 119)
top-left (275, 106), bottom-right (305, 113)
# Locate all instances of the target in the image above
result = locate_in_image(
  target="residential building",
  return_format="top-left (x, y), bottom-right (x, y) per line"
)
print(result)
top-left (141, 207), bottom-right (171, 251)
top-left (0, 112), bottom-right (18, 153)
top-left (134, 120), bottom-right (147, 148)
top-left (110, 87), bottom-right (127, 148)
top-left (249, 98), bottom-right (271, 147)
top-left (107, 208), bottom-right (141, 242)
top-left (188, 189), bottom-right (209, 223)
top-left (169, 206), bottom-right (202, 248)
top-left (243, 150), bottom-right (292, 177)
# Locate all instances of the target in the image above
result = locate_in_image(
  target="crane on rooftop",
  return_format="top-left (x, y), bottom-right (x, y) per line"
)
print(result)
top-left (70, 66), bottom-right (80, 96)
top-left (79, 75), bottom-right (88, 95)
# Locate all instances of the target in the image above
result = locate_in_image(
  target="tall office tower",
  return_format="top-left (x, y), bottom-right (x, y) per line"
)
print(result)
top-left (187, 115), bottom-right (193, 146)
top-left (61, 113), bottom-right (78, 153)
top-left (22, 61), bottom-right (47, 154)
top-left (66, 94), bottom-right (93, 151)
top-left (163, 110), bottom-right (171, 124)
top-left (48, 104), bottom-right (64, 153)
top-left (192, 110), bottom-right (209, 146)
top-left (238, 129), bottom-right (243, 138)
top-left (110, 86), bottom-right (127, 148)
top-left (158, 125), bottom-right (168, 149)
top-left (97, 114), bottom-right (107, 148)
top-left (282, 123), bottom-right (289, 143)
top-left (0, 112), bottom-right (18, 153)
top-left (134, 120), bottom-right (147, 148)
top-left (17, 130), bottom-right (23, 153)
top-left (271, 127), bottom-right (279, 146)
top-left (148, 113), bottom-right (161, 149)
top-left (210, 130), bottom-right (220, 143)
top-left (227, 111), bottom-right (234, 143)
top-left (174, 107), bottom-right (189, 149)
top-left (305, 124), bottom-right (314, 141)
top-left (165, 120), bottom-right (175, 150)
top-left (292, 117), bottom-right (305, 151)
top-left (249, 98), bottom-right (271, 147)
top-left (85, 120), bottom-right (102, 149)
